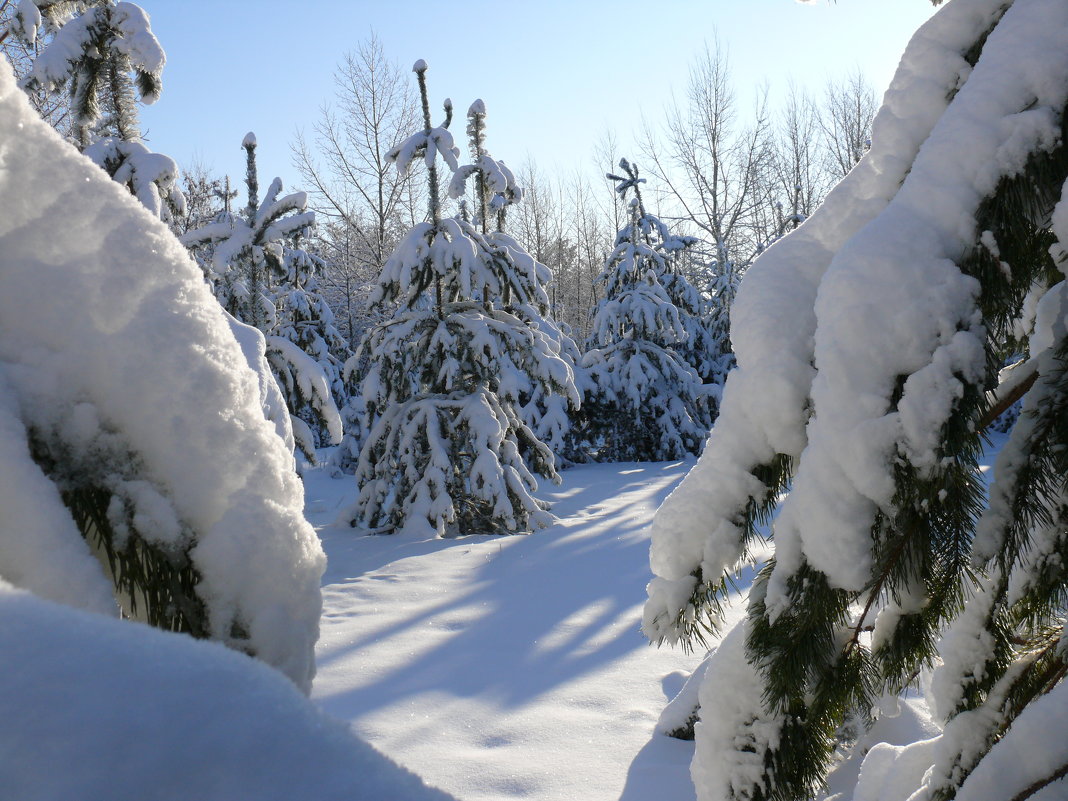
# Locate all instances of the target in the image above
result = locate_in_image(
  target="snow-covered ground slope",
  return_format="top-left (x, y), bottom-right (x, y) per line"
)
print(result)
top-left (307, 461), bottom-right (710, 801)
top-left (0, 580), bottom-right (456, 801)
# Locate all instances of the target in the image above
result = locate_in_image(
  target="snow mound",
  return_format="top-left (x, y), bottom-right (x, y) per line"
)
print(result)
top-left (0, 582), bottom-right (456, 801)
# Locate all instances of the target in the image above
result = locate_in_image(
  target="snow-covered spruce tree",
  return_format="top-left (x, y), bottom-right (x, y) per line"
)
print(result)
top-left (0, 57), bottom-right (322, 691)
top-left (14, 0), bottom-right (185, 223)
top-left (349, 60), bottom-right (577, 537)
top-left (644, 1), bottom-right (1068, 799)
top-left (580, 159), bottom-right (711, 462)
top-left (446, 99), bottom-right (586, 468)
top-left (182, 134), bottom-right (345, 461)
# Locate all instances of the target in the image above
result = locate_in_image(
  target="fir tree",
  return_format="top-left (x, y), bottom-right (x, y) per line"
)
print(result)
top-left (182, 134), bottom-right (345, 461)
top-left (348, 60), bottom-right (578, 537)
top-left (580, 159), bottom-right (711, 462)
top-left (14, 0), bottom-right (185, 223)
top-left (644, 2), bottom-right (1068, 799)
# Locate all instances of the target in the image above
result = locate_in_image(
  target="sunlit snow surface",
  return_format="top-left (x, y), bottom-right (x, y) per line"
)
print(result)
top-left (307, 461), bottom-right (708, 801)
top-left (311, 432), bottom-right (1031, 801)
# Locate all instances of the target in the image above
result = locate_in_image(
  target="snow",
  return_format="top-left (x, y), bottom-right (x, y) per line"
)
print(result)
top-left (0, 580), bottom-right (455, 801)
top-left (21, 2), bottom-right (165, 105)
top-left (83, 137), bottom-right (185, 221)
top-left (111, 2), bottom-right (166, 100)
top-left (7, 0), bottom-right (42, 44)
top-left (21, 9), bottom-right (95, 92)
top-left (954, 678), bottom-right (1068, 801)
top-left (242, 130), bottom-right (257, 148)
top-left (853, 736), bottom-right (940, 801)
top-left (226, 312), bottom-right (296, 459)
top-left (309, 460), bottom-right (707, 801)
top-left (690, 621), bottom-right (785, 801)
top-left (266, 335), bottom-right (344, 443)
top-left (760, 0), bottom-right (1065, 606)
top-left (0, 57), bottom-right (323, 690)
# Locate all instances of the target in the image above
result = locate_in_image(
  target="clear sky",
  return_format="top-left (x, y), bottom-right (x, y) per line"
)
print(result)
top-left (137, 1), bottom-right (939, 193)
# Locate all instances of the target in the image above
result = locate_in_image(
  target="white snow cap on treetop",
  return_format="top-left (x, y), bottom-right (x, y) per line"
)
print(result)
top-left (413, 59), bottom-right (428, 73)
top-left (112, 2), bottom-right (165, 81)
top-left (469, 99), bottom-right (486, 116)
top-left (242, 131), bottom-right (257, 148)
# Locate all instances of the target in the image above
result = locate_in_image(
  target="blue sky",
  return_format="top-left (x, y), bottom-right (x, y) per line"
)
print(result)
top-left (138, 1), bottom-right (938, 192)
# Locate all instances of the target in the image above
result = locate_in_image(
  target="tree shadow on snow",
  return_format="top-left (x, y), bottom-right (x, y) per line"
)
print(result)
top-left (311, 462), bottom-right (690, 714)
top-left (618, 735), bottom-right (697, 801)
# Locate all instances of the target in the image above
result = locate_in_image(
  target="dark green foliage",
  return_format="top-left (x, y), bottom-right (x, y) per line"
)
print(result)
top-left (65, 485), bottom-right (208, 636)
top-left (28, 430), bottom-right (213, 640)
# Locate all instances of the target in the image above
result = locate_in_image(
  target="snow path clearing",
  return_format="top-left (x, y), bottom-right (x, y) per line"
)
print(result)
top-left (306, 461), bottom-right (706, 801)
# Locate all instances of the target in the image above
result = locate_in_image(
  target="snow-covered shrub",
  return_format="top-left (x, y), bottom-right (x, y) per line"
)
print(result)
top-left (645, 0), bottom-right (1068, 798)
top-left (0, 57), bottom-right (323, 692)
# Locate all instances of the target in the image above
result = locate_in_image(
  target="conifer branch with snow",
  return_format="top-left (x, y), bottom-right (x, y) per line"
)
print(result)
top-left (0, 59), bottom-right (323, 690)
top-left (645, 1), bottom-right (1068, 799)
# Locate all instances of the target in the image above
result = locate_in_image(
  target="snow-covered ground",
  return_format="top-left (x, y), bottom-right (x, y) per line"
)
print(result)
top-left (303, 433), bottom-right (1015, 801)
top-left (305, 460), bottom-right (713, 801)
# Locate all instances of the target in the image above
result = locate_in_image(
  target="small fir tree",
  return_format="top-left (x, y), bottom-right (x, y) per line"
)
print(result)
top-left (14, 0), bottom-right (185, 223)
top-left (182, 134), bottom-right (344, 461)
top-left (349, 60), bottom-right (578, 536)
top-left (580, 159), bottom-right (711, 462)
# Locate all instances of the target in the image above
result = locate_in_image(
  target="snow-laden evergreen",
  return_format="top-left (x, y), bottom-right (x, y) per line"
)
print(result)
top-left (644, 1), bottom-right (1068, 799)
top-left (13, 0), bottom-right (185, 222)
top-left (0, 58), bottom-right (323, 690)
top-left (449, 99), bottom-right (586, 468)
top-left (348, 62), bottom-right (578, 537)
top-left (182, 135), bottom-right (345, 461)
top-left (581, 159), bottom-right (711, 462)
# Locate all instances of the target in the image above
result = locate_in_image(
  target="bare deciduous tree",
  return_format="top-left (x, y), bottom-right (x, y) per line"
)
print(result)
top-left (291, 33), bottom-right (422, 344)
top-left (819, 67), bottom-right (878, 181)
top-left (760, 84), bottom-right (828, 243)
top-left (640, 41), bottom-right (774, 274)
